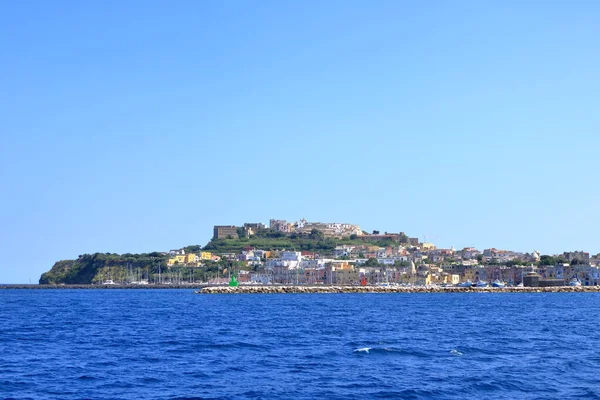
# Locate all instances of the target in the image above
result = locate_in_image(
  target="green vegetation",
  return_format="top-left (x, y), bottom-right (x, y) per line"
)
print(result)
top-left (202, 231), bottom-right (400, 254)
top-left (183, 245), bottom-right (202, 253)
top-left (39, 252), bottom-right (169, 284)
top-left (39, 250), bottom-right (256, 285)
top-left (538, 255), bottom-right (567, 266)
top-left (39, 229), bottom-right (410, 284)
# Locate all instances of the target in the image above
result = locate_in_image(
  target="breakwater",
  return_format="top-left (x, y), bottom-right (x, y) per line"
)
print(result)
top-left (3, 284), bottom-right (600, 293)
top-left (200, 285), bottom-right (600, 294)
top-left (0, 284), bottom-right (200, 290)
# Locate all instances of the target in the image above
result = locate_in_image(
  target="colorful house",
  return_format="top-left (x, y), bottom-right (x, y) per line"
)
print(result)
top-left (185, 253), bottom-right (198, 264)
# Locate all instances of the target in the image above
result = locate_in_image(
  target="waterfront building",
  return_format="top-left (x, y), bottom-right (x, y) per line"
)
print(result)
top-left (334, 264), bottom-right (359, 285)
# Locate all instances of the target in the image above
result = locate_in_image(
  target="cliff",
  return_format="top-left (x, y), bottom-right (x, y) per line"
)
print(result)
top-left (39, 252), bottom-right (168, 285)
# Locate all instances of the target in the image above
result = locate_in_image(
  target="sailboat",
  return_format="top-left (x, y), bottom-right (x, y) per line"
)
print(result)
top-left (103, 267), bottom-right (116, 285)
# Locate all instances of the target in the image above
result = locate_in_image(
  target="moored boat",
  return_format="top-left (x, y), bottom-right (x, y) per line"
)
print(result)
top-left (491, 280), bottom-right (506, 288)
top-left (569, 277), bottom-right (582, 287)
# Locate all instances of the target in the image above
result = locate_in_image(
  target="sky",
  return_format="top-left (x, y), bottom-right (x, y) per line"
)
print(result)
top-left (1, 1), bottom-right (599, 283)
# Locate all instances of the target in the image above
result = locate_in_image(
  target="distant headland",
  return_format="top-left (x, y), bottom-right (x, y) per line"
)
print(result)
top-left (39, 218), bottom-right (600, 288)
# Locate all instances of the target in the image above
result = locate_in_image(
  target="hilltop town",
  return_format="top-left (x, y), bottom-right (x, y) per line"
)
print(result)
top-left (167, 218), bottom-right (600, 287)
top-left (39, 218), bottom-right (600, 286)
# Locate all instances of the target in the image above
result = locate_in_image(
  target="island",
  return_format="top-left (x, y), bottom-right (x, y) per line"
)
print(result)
top-left (37, 218), bottom-right (600, 290)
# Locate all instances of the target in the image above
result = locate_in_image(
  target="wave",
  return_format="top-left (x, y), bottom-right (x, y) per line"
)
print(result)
top-left (352, 347), bottom-right (431, 358)
top-left (354, 347), bottom-right (372, 353)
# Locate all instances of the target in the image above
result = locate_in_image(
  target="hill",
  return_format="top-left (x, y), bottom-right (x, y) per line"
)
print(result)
top-left (39, 232), bottom-right (410, 284)
top-left (39, 252), bottom-right (168, 285)
top-left (202, 232), bottom-right (405, 253)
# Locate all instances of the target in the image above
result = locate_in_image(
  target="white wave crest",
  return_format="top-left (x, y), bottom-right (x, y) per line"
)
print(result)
top-left (354, 347), bottom-right (372, 353)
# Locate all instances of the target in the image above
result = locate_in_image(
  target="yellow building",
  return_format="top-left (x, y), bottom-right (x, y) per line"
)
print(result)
top-left (332, 261), bottom-right (352, 270)
top-left (200, 251), bottom-right (212, 260)
top-left (451, 274), bottom-right (460, 285)
top-left (167, 254), bottom-right (186, 266)
top-left (416, 273), bottom-right (432, 286)
top-left (185, 254), bottom-right (198, 264)
top-left (463, 267), bottom-right (476, 282)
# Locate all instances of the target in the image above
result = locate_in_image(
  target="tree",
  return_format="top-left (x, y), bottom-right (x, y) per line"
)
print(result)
top-left (183, 245), bottom-right (202, 253)
top-left (394, 260), bottom-right (409, 267)
top-left (349, 234), bottom-right (358, 240)
top-left (372, 230), bottom-right (380, 235)
top-left (309, 229), bottom-right (324, 240)
top-left (539, 255), bottom-right (557, 266)
top-left (364, 258), bottom-right (380, 267)
top-left (398, 232), bottom-right (408, 243)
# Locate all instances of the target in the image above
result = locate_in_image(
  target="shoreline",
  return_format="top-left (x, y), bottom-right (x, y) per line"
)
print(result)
top-left (3, 284), bottom-right (600, 293)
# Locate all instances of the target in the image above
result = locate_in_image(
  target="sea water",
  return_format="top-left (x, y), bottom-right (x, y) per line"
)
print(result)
top-left (1, 290), bottom-right (599, 399)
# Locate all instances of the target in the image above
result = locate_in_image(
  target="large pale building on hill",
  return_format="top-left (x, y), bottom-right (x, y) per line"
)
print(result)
top-left (294, 219), bottom-right (362, 237)
top-left (213, 225), bottom-right (239, 239)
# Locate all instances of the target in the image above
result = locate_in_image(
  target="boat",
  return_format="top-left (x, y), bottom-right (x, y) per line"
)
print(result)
top-left (491, 280), bottom-right (506, 288)
top-left (103, 279), bottom-right (116, 285)
top-left (475, 280), bottom-right (488, 288)
top-left (457, 280), bottom-right (473, 287)
top-left (569, 277), bottom-right (582, 287)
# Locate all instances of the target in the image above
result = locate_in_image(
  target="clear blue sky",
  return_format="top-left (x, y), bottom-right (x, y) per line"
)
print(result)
top-left (1, 1), bottom-right (599, 283)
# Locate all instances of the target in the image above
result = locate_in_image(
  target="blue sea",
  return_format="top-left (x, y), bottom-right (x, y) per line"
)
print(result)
top-left (1, 290), bottom-right (600, 399)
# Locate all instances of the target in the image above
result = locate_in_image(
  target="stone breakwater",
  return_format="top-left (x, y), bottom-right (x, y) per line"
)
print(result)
top-left (2, 285), bottom-right (599, 293)
top-left (199, 285), bottom-right (600, 294)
